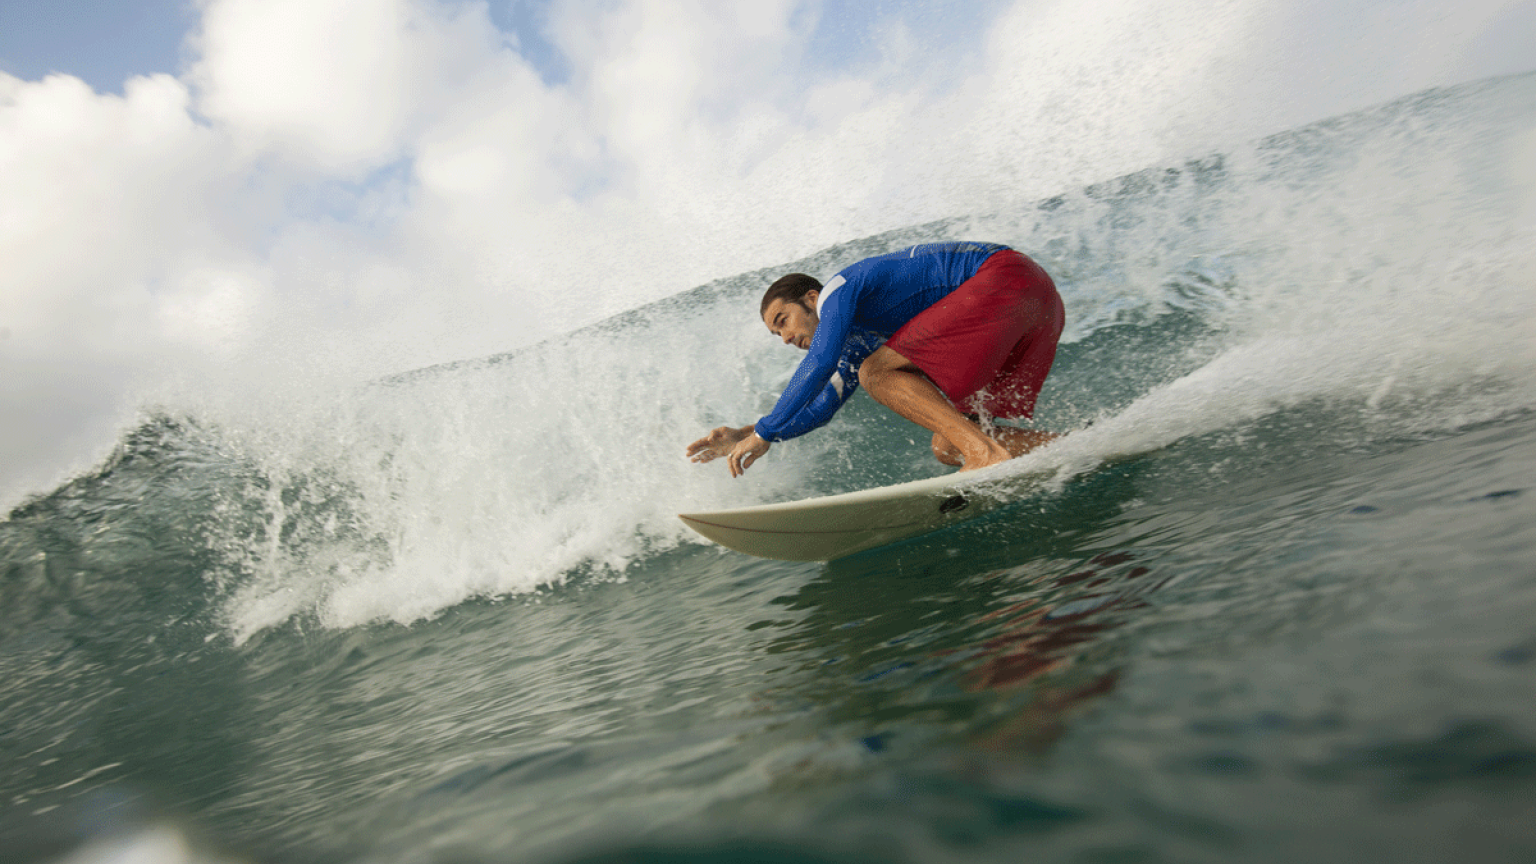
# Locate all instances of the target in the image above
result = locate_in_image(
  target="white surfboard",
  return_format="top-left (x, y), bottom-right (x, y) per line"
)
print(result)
top-left (678, 466), bottom-right (1050, 561)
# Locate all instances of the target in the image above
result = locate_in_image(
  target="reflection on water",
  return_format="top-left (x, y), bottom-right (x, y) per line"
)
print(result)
top-left (962, 552), bottom-right (1166, 751)
top-left (759, 457), bottom-right (1165, 757)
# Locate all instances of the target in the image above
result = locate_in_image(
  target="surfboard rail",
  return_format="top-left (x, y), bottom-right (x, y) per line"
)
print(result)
top-left (678, 466), bottom-right (1046, 561)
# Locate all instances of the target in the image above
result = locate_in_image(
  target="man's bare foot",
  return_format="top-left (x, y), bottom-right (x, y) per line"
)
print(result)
top-left (957, 437), bottom-right (1015, 471)
top-left (932, 427), bottom-right (1058, 468)
top-left (994, 427), bottom-right (1059, 455)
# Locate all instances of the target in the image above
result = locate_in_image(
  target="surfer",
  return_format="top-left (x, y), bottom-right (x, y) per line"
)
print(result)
top-left (688, 242), bottom-right (1065, 477)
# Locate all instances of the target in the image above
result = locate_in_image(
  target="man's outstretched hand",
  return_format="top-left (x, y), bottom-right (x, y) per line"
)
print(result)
top-left (687, 425), bottom-right (772, 477)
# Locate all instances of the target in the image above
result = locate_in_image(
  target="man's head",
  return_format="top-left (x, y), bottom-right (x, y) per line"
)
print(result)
top-left (760, 273), bottom-right (821, 350)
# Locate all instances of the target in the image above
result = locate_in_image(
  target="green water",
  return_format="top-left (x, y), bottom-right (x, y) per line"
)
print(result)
top-left (3, 75), bottom-right (1535, 863)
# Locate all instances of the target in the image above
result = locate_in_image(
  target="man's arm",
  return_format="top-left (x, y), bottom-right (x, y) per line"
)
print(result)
top-left (683, 371), bottom-right (843, 478)
top-left (688, 331), bottom-right (878, 477)
top-left (753, 291), bottom-right (859, 441)
top-left (760, 372), bottom-right (856, 441)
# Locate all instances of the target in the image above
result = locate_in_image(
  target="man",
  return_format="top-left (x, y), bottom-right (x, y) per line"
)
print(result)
top-left (688, 241), bottom-right (1064, 477)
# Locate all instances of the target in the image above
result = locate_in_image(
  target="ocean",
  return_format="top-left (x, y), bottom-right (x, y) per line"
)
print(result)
top-left (3, 72), bottom-right (1535, 864)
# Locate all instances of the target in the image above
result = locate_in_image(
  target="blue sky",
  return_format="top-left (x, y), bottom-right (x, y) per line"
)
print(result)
top-left (0, 0), bottom-right (1008, 93)
top-left (0, 0), bottom-right (575, 90)
top-left (0, 0), bottom-right (193, 92)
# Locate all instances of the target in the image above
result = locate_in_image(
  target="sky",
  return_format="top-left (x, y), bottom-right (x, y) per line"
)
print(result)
top-left (1, 0), bottom-right (1533, 509)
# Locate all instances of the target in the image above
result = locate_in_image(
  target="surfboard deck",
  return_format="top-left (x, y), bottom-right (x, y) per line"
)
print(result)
top-left (678, 466), bottom-right (1050, 561)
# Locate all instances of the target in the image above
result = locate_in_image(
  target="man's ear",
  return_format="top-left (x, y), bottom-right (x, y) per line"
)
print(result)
top-left (803, 289), bottom-right (819, 309)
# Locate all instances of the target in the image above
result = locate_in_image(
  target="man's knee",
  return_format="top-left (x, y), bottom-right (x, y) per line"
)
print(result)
top-left (857, 353), bottom-right (880, 387)
top-left (860, 345), bottom-right (922, 394)
top-left (859, 348), bottom-right (898, 397)
top-left (859, 347), bottom-right (895, 383)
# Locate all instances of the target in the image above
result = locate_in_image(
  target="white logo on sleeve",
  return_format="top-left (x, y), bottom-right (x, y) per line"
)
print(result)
top-left (817, 275), bottom-right (846, 314)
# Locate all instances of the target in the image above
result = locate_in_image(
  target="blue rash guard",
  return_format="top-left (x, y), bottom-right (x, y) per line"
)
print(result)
top-left (754, 241), bottom-right (1009, 442)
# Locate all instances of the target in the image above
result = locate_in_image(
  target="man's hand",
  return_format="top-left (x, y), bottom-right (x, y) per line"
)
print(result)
top-left (687, 425), bottom-right (752, 463)
top-left (687, 425), bottom-right (771, 477)
top-left (726, 432), bottom-right (771, 477)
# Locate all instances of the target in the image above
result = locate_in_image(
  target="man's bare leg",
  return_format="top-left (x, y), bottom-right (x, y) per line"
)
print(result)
top-left (860, 346), bottom-right (1014, 472)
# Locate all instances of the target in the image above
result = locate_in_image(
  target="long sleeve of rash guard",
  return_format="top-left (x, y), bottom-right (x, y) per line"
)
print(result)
top-left (754, 325), bottom-right (881, 442)
top-left (758, 358), bottom-right (857, 441)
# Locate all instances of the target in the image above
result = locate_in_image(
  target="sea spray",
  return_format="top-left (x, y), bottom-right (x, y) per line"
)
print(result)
top-left (40, 73), bottom-right (1532, 643)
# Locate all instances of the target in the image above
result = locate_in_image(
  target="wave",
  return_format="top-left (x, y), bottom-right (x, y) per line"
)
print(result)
top-left (3, 73), bottom-right (1532, 642)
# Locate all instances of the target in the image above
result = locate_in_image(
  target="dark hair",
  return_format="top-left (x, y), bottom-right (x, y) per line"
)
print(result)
top-left (760, 273), bottom-right (822, 318)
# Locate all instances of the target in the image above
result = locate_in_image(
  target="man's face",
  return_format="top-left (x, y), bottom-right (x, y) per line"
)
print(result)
top-left (763, 291), bottom-right (820, 350)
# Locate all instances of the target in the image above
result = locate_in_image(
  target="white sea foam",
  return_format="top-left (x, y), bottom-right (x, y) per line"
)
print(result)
top-left (993, 81), bottom-right (1536, 489)
top-left (193, 75), bottom-right (1536, 642)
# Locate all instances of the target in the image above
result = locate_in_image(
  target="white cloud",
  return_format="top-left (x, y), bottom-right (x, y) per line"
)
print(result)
top-left (1, 0), bottom-right (1532, 510)
top-left (188, 0), bottom-right (501, 174)
top-left (0, 70), bottom-right (270, 503)
top-left (1, 73), bottom-right (226, 345)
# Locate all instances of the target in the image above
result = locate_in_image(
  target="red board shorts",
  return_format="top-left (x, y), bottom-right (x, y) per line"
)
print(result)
top-left (885, 249), bottom-right (1064, 420)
